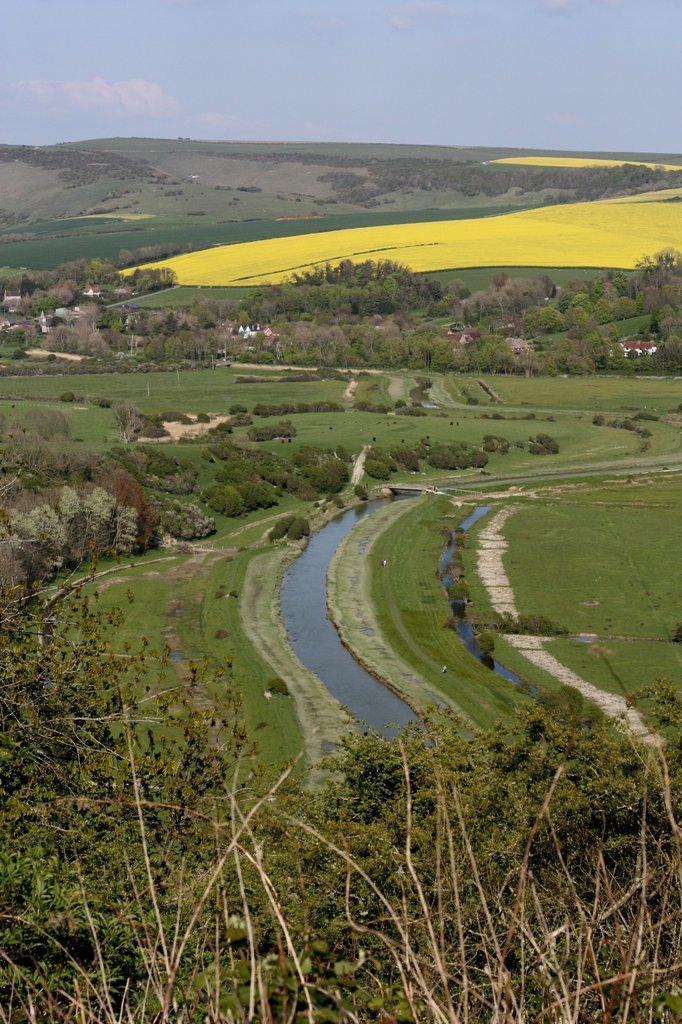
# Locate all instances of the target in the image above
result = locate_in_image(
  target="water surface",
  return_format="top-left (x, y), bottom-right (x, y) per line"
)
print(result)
top-left (281, 499), bottom-right (417, 733)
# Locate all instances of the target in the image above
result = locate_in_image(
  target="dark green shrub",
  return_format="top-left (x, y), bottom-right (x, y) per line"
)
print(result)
top-left (161, 411), bottom-right (192, 424)
top-left (287, 516), bottom-right (310, 541)
top-left (269, 516), bottom-right (296, 542)
top-left (60, 391), bottom-right (75, 403)
top-left (204, 484), bottom-right (245, 517)
top-left (477, 631), bottom-right (496, 656)
top-left (528, 433), bottom-right (559, 455)
top-left (364, 459), bottom-right (392, 480)
top-left (482, 435), bottom-right (510, 454)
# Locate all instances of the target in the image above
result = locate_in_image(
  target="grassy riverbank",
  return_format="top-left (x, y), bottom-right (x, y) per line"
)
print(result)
top-left (328, 494), bottom-right (528, 728)
top-left (240, 542), bottom-right (353, 775)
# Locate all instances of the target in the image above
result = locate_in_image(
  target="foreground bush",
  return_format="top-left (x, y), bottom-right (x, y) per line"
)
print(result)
top-left (2, 581), bottom-right (682, 1022)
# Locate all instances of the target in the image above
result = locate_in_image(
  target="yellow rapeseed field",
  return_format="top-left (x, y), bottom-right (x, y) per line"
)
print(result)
top-left (491, 156), bottom-right (682, 172)
top-left (601, 187), bottom-right (682, 204)
top-left (127, 196), bottom-right (682, 286)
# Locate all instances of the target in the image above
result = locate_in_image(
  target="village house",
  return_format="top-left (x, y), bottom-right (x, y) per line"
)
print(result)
top-left (447, 328), bottom-right (479, 347)
top-left (238, 323), bottom-right (261, 338)
top-left (505, 337), bottom-right (532, 355)
top-left (55, 306), bottom-right (81, 322)
top-left (621, 340), bottom-right (657, 357)
top-left (2, 290), bottom-right (22, 312)
top-left (82, 285), bottom-right (102, 298)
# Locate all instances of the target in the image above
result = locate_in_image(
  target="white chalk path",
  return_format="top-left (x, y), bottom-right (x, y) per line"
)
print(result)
top-left (344, 378), bottom-right (357, 402)
top-left (351, 445), bottom-right (369, 487)
top-left (475, 506), bottom-right (653, 742)
top-left (476, 507), bottom-right (519, 617)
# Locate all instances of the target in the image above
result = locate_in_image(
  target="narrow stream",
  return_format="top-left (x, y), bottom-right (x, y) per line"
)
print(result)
top-left (440, 506), bottom-right (522, 685)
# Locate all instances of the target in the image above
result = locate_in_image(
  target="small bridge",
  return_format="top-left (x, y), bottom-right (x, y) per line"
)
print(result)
top-left (382, 484), bottom-right (448, 496)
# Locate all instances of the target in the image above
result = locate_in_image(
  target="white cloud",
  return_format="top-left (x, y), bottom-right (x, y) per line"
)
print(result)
top-left (12, 77), bottom-right (179, 118)
top-left (390, 1), bottom-right (458, 30)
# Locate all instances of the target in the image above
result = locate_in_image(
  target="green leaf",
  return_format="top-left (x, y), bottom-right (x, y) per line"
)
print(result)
top-left (333, 960), bottom-right (354, 978)
top-left (656, 993), bottom-right (682, 1015)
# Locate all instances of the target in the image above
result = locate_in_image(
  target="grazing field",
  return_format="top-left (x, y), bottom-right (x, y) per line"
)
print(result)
top-left (129, 195), bottom-right (682, 286)
top-left (0, 367), bottom-right (350, 416)
top-left (460, 476), bottom-right (682, 711)
top-left (2, 369), bottom-right (681, 484)
top-left (502, 497), bottom-right (682, 639)
top-left (453, 374), bottom-right (682, 413)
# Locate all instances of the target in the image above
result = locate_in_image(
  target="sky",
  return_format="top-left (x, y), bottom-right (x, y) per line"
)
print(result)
top-left (2, 0), bottom-right (681, 154)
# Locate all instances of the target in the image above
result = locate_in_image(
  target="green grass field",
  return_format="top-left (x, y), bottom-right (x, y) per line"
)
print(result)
top-left (2, 369), bottom-right (680, 487)
top-left (367, 497), bottom-right (528, 726)
top-left (503, 494), bottom-right (682, 640)
top-left (458, 476), bottom-right (682, 715)
top-left (452, 374), bottom-right (682, 413)
top-left (5, 367), bottom-right (682, 761)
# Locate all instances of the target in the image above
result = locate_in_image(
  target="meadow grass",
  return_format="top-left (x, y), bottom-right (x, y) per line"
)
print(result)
top-left (203, 547), bottom-right (308, 765)
top-left (467, 373), bottom-right (682, 412)
top-left (500, 493), bottom-right (682, 640)
top-left (454, 474), bottom-right (682, 705)
top-left (365, 496), bottom-right (528, 726)
top-left (0, 368), bottom-right (349, 417)
top-left (83, 528), bottom-right (311, 766)
top-left (253, 404), bottom-right (681, 483)
top-left (543, 636), bottom-right (682, 698)
top-left (425, 265), bottom-right (606, 291)
top-left (3, 368), bottom-right (680, 489)
top-left (126, 285), bottom-right (252, 307)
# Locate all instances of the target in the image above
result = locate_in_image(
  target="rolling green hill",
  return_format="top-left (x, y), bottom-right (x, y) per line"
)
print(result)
top-left (1, 137), bottom-right (681, 271)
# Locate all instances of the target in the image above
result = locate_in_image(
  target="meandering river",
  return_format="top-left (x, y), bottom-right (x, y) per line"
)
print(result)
top-left (280, 497), bottom-right (521, 735)
top-left (281, 499), bottom-right (416, 733)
